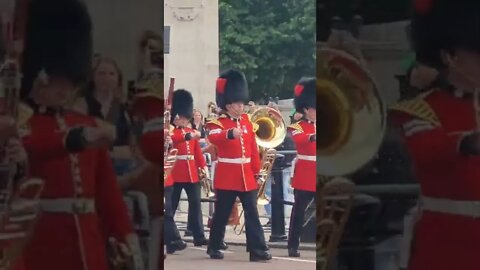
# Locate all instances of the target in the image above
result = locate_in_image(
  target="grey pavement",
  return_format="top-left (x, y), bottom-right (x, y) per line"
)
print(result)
top-left (164, 244), bottom-right (316, 270)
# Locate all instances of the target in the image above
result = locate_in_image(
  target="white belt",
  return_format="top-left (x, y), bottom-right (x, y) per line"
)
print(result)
top-left (218, 157), bottom-right (251, 164)
top-left (176, 155), bottom-right (194, 160)
top-left (297, 154), bottom-right (316, 161)
top-left (39, 198), bottom-right (95, 214)
top-left (142, 117), bottom-right (163, 133)
top-left (422, 196), bottom-right (480, 218)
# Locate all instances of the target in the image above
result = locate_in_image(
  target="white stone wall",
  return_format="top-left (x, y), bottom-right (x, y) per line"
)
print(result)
top-left (84, 0), bottom-right (163, 87)
top-left (359, 21), bottom-right (411, 105)
top-left (164, 0), bottom-right (219, 116)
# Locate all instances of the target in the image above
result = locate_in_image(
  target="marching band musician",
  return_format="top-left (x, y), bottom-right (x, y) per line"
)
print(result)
top-left (286, 77), bottom-right (316, 257)
top-left (205, 69), bottom-right (271, 261)
top-left (18, 0), bottom-right (142, 269)
top-left (135, 106), bottom-right (187, 260)
top-left (138, 127), bottom-right (187, 257)
top-left (169, 89), bottom-right (209, 247)
top-left (389, 1), bottom-right (480, 269)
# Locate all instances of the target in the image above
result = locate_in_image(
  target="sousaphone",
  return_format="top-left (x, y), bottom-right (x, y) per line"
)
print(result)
top-left (316, 46), bottom-right (385, 269)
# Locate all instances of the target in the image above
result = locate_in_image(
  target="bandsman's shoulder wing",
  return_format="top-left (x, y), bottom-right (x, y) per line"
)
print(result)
top-left (388, 90), bottom-right (440, 127)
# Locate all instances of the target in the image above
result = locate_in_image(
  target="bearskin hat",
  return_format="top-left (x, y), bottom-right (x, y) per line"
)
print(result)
top-left (294, 77), bottom-right (315, 112)
top-left (215, 69), bottom-right (248, 110)
top-left (411, 0), bottom-right (480, 69)
top-left (171, 89), bottom-right (194, 121)
top-left (20, 0), bottom-right (92, 100)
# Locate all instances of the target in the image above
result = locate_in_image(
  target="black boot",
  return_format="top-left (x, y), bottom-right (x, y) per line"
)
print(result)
top-left (207, 248), bottom-right (224, 259)
top-left (288, 248), bottom-right (300, 257)
top-left (194, 238), bottom-right (209, 247)
top-left (166, 240), bottom-right (187, 254)
top-left (220, 241), bottom-right (228, 250)
top-left (249, 250), bottom-right (272, 262)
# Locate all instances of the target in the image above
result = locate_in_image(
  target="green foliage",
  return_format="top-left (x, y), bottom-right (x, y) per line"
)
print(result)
top-left (219, 0), bottom-right (315, 102)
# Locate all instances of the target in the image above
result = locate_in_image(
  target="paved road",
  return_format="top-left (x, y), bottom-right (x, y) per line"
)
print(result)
top-left (164, 244), bottom-right (316, 270)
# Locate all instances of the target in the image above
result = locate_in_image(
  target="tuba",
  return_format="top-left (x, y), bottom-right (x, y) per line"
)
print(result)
top-left (316, 46), bottom-right (385, 269)
top-left (233, 106), bottom-right (286, 235)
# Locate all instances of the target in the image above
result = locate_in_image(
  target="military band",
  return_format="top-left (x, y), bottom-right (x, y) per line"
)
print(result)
top-left (0, 1), bottom-right (315, 267)
top-left (169, 90), bottom-right (209, 247)
top-left (287, 77), bottom-right (316, 257)
top-left (205, 69), bottom-right (272, 261)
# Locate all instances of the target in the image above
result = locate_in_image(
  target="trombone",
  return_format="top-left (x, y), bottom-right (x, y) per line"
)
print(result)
top-left (233, 106), bottom-right (286, 235)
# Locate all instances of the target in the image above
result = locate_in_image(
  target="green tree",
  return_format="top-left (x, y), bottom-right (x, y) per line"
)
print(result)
top-left (219, 0), bottom-right (315, 102)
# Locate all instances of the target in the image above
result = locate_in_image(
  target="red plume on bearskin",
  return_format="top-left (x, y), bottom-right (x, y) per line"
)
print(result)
top-left (293, 77), bottom-right (315, 113)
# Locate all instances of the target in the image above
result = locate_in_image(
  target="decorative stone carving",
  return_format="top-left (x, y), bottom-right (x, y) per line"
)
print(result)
top-left (165, 0), bottom-right (204, 22)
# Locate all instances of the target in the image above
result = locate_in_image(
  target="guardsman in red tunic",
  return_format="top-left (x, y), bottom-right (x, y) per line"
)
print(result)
top-left (169, 89), bottom-right (209, 247)
top-left (18, 1), bottom-right (142, 269)
top-left (139, 125), bottom-right (186, 258)
top-left (389, 1), bottom-right (480, 269)
top-left (286, 77), bottom-right (316, 257)
top-left (205, 69), bottom-right (271, 261)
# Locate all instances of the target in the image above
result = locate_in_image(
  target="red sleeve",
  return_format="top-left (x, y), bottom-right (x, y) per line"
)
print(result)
top-left (95, 149), bottom-right (134, 240)
top-left (139, 131), bottom-right (163, 165)
top-left (206, 123), bottom-right (230, 145)
top-left (171, 130), bottom-right (186, 144)
top-left (250, 124), bottom-right (261, 175)
top-left (194, 140), bottom-right (206, 168)
top-left (288, 127), bottom-right (312, 145)
top-left (21, 130), bottom-right (69, 160)
top-left (389, 112), bottom-right (463, 168)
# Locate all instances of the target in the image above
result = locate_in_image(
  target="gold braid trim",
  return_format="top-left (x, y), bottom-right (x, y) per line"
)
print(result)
top-left (388, 90), bottom-right (440, 126)
top-left (288, 122), bottom-right (304, 132)
top-left (206, 118), bottom-right (224, 129)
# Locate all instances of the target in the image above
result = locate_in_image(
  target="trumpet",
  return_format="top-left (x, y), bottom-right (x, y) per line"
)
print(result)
top-left (198, 167), bottom-right (215, 198)
top-left (233, 106), bottom-right (286, 235)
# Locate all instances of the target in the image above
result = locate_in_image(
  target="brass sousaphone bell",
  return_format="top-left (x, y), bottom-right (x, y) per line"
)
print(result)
top-left (316, 47), bottom-right (386, 269)
top-left (317, 48), bottom-right (385, 176)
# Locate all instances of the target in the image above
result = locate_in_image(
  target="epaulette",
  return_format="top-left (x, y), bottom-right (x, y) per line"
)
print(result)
top-left (388, 90), bottom-right (440, 126)
top-left (206, 118), bottom-right (224, 129)
top-left (17, 102), bottom-right (33, 128)
top-left (288, 122), bottom-right (304, 132)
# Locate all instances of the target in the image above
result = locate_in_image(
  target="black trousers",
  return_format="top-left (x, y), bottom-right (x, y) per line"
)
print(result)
top-left (164, 186), bottom-right (182, 244)
top-left (171, 182), bottom-right (205, 240)
top-left (208, 189), bottom-right (268, 253)
top-left (288, 189), bottom-right (316, 250)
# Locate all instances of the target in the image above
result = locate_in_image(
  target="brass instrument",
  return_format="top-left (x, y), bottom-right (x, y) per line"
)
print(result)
top-left (316, 46), bottom-right (385, 269)
top-left (233, 106), bottom-right (286, 235)
top-left (198, 168), bottom-right (215, 198)
top-left (0, 2), bottom-right (45, 268)
top-left (206, 101), bottom-right (217, 122)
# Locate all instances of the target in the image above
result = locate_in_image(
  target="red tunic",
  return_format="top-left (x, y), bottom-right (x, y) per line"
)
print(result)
top-left (288, 120), bottom-right (316, 192)
top-left (205, 114), bottom-right (261, 191)
top-left (21, 111), bottom-right (134, 270)
top-left (139, 128), bottom-right (175, 187)
top-left (390, 90), bottom-right (480, 270)
top-left (170, 127), bottom-right (206, 184)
